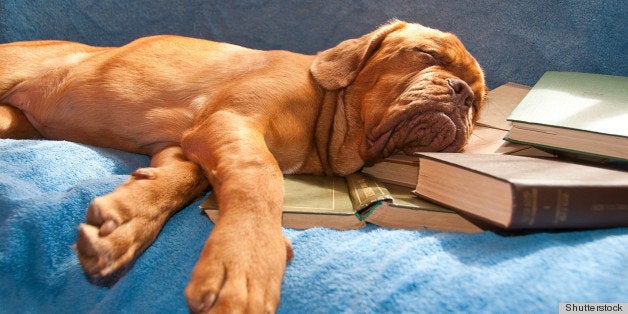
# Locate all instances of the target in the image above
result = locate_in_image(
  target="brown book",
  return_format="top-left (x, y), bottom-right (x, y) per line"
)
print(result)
top-left (414, 153), bottom-right (628, 230)
top-left (201, 173), bottom-right (483, 232)
top-left (463, 125), bottom-right (530, 155)
top-left (361, 155), bottom-right (420, 188)
top-left (465, 82), bottom-right (532, 154)
top-left (476, 82), bottom-right (532, 131)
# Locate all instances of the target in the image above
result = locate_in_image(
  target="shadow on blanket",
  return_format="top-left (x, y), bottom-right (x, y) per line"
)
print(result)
top-left (0, 139), bottom-right (626, 313)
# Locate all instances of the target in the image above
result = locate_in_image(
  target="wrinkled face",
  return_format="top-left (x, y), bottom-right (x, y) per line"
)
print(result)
top-left (348, 24), bottom-right (486, 161)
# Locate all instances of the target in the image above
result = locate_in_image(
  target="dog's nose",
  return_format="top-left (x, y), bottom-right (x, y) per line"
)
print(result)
top-left (447, 78), bottom-right (474, 107)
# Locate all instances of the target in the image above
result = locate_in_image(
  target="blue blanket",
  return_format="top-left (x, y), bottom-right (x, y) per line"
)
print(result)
top-left (1, 139), bottom-right (626, 313)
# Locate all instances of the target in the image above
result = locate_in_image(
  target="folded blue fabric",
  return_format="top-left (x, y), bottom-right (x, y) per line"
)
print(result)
top-left (0, 139), bottom-right (626, 313)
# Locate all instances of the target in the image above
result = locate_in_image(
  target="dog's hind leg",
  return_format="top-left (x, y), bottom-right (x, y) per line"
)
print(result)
top-left (0, 40), bottom-right (101, 140)
top-left (75, 146), bottom-right (209, 278)
top-left (0, 104), bottom-right (41, 139)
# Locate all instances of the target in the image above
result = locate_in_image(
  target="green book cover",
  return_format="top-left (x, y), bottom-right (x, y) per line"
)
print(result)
top-left (505, 71), bottom-right (628, 160)
top-left (202, 174), bottom-right (355, 216)
top-left (281, 175), bottom-right (354, 215)
top-left (344, 172), bottom-right (392, 219)
top-left (507, 71), bottom-right (628, 136)
top-left (201, 173), bottom-right (483, 232)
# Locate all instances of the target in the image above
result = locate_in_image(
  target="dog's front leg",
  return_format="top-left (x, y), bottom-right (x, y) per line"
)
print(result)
top-left (182, 114), bottom-right (292, 313)
top-left (75, 146), bottom-right (209, 278)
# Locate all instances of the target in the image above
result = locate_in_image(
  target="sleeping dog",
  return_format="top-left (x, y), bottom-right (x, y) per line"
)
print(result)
top-left (0, 20), bottom-right (485, 313)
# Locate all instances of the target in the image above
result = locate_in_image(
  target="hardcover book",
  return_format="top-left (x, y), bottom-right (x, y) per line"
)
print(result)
top-left (505, 71), bottom-right (628, 161)
top-left (202, 173), bottom-right (483, 232)
top-left (477, 82), bottom-right (531, 131)
top-left (361, 154), bottom-right (420, 188)
top-left (413, 153), bottom-right (628, 230)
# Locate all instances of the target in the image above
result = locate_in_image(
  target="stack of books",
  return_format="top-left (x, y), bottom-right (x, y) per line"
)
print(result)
top-left (412, 72), bottom-right (628, 230)
top-left (202, 172), bottom-right (485, 232)
top-left (203, 71), bottom-right (628, 232)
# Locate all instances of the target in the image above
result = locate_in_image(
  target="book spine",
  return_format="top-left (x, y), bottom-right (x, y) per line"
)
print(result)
top-left (345, 173), bottom-right (393, 219)
top-left (511, 185), bottom-right (628, 229)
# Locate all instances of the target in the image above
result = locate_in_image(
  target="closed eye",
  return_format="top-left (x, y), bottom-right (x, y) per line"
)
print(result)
top-left (412, 47), bottom-right (440, 62)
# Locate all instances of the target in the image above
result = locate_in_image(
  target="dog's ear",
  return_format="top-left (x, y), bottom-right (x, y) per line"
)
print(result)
top-left (311, 19), bottom-right (407, 90)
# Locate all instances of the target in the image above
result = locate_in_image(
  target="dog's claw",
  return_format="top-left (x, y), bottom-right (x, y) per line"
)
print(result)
top-left (76, 223), bottom-right (119, 277)
top-left (285, 236), bottom-right (294, 262)
top-left (77, 223), bottom-right (100, 256)
top-left (97, 252), bottom-right (113, 275)
top-left (76, 223), bottom-right (108, 276)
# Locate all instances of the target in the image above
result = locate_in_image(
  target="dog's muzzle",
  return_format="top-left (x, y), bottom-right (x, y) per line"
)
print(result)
top-left (365, 74), bottom-right (475, 160)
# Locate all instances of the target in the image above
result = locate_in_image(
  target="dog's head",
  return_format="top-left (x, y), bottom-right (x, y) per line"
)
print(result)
top-left (311, 20), bottom-right (486, 170)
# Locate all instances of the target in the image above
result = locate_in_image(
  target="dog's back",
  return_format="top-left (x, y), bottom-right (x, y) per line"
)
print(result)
top-left (0, 36), bottom-right (317, 154)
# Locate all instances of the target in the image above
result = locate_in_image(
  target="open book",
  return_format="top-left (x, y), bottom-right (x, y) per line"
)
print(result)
top-left (201, 173), bottom-right (484, 233)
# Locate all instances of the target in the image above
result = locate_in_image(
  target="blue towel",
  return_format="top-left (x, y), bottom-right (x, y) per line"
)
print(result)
top-left (0, 139), bottom-right (626, 313)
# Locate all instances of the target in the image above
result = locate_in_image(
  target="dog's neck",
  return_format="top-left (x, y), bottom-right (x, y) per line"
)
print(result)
top-left (314, 89), bottom-right (366, 176)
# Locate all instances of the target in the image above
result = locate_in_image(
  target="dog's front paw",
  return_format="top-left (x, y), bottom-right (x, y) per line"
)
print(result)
top-left (184, 223), bottom-right (292, 313)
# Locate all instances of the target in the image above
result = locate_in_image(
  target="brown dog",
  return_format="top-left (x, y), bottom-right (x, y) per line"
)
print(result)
top-left (0, 20), bottom-right (485, 312)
